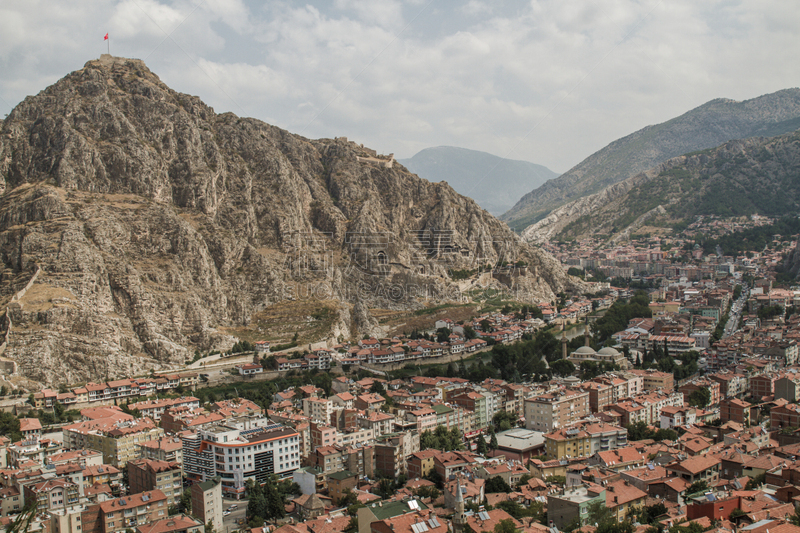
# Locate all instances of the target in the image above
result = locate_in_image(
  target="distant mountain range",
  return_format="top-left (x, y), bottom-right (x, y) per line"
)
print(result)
top-left (502, 88), bottom-right (800, 231)
top-left (398, 146), bottom-right (557, 217)
top-left (521, 130), bottom-right (800, 244)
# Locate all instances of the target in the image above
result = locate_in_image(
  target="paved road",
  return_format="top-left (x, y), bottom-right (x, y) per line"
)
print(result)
top-left (221, 497), bottom-right (248, 533)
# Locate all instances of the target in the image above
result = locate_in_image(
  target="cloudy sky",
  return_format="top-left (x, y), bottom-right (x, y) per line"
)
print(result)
top-left (1, 0), bottom-right (799, 174)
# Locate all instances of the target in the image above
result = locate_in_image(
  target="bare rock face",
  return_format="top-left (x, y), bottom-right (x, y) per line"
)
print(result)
top-left (0, 56), bottom-right (580, 387)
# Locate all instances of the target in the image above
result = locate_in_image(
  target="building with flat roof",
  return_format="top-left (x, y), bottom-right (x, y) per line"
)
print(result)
top-left (190, 478), bottom-right (223, 531)
top-left (547, 484), bottom-right (607, 529)
top-left (525, 389), bottom-right (590, 432)
top-left (493, 428), bottom-right (545, 462)
top-left (182, 423), bottom-right (300, 499)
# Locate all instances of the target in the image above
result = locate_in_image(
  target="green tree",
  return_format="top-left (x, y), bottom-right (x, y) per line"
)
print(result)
top-left (180, 488), bottom-right (192, 513)
top-left (376, 478), bottom-right (394, 499)
top-left (0, 411), bottom-right (22, 442)
top-left (412, 485), bottom-right (441, 501)
top-left (686, 479), bottom-right (709, 494)
top-left (492, 411), bottom-right (517, 433)
top-left (494, 519), bottom-right (518, 533)
top-left (788, 504), bottom-right (800, 526)
top-left (476, 434), bottom-right (488, 455)
top-left (205, 520), bottom-right (216, 533)
top-left (463, 326), bottom-right (477, 340)
top-left (550, 359), bottom-right (575, 377)
top-left (338, 488), bottom-right (359, 508)
top-left (489, 432), bottom-right (498, 450)
top-left (745, 472), bottom-right (766, 490)
top-left (587, 500), bottom-right (613, 526)
top-left (345, 516), bottom-right (359, 533)
top-left (485, 476), bottom-right (512, 493)
top-left (264, 480), bottom-right (285, 520)
top-left (687, 388), bottom-right (711, 408)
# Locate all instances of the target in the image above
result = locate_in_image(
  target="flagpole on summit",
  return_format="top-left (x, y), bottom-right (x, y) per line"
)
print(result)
top-left (104, 33), bottom-right (109, 55)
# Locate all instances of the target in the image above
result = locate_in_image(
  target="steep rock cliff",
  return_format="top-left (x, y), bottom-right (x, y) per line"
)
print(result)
top-left (0, 56), bottom-right (578, 386)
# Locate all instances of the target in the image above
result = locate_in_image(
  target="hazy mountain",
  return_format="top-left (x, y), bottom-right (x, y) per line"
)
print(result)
top-left (399, 146), bottom-right (557, 217)
top-left (0, 55), bottom-right (577, 386)
top-left (503, 88), bottom-right (800, 231)
top-left (521, 130), bottom-right (800, 243)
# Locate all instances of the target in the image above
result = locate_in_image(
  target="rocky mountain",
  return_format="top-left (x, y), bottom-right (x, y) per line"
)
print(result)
top-left (503, 88), bottom-right (800, 231)
top-left (522, 130), bottom-right (800, 243)
top-left (0, 55), bottom-right (579, 388)
top-left (399, 146), bottom-right (557, 217)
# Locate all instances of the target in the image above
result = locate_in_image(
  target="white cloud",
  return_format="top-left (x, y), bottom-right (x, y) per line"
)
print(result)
top-left (1, 0), bottom-right (800, 176)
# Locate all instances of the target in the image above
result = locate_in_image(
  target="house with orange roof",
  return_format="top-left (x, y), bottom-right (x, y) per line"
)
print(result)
top-left (588, 447), bottom-right (647, 471)
top-left (666, 454), bottom-right (721, 485)
top-left (605, 479), bottom-right (647, 522)
top-left (135, 515), bottom-right (204, 533)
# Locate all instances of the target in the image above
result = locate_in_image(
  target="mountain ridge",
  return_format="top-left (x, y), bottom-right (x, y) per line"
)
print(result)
top-left (399, 146), bottom-right (557, 216)
top-left (0, 55), bottom-right (578, 387)
top-left (502, 88), bottom-right (800, 230)
top-left (522, 130), bottom-right (800, 244)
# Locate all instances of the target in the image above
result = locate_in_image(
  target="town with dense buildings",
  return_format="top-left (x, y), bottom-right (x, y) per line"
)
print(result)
top-left (5, 217), bottom-right (800, 533)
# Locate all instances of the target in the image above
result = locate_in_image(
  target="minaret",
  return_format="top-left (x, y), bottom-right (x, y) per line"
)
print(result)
top-left (561, 320), bottom-right (568, 360)
top-left (452, 477), bottom-right (466, 533)
top-left (584, 317), bottom-right (591, 347)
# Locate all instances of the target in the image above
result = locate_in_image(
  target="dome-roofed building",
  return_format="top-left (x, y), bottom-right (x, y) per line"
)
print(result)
top-left (567, 345), bottom-right (629, 369)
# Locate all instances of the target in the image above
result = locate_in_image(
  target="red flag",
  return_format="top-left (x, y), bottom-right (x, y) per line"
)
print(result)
top-left (104, 33), bottom-right (109, 40)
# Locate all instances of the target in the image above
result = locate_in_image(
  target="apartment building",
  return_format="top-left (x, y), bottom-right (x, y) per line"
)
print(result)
top-left (190, 478), bottom-right (223, 531)
top-left (625, 369), bottom-right (675, 392)
top-left (181, 423), bottom-right (300, 499)
top-left (544, 422), bottom-right (628, 459)
top-left (63, 418), bottom-right (164, 468)
top-left (127, 459), bottom-right (183, 507)
top-left (81, 490), bottom-right (169, 533)
top-left (374, 431), bottom-right (420, 478)
top-left (525, 389), bottom-right (590, 432)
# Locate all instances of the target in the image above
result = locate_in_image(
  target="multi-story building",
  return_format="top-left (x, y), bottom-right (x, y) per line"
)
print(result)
top-left (303, 397), bottom-right (334, 425)
top-left (374, 431), bottom-right (420, 478)
top-left (608, 391), bottom-right (684, 427)
top-left (578, 381), bottom-right (612, 413)
top-left (7, 437), bottom-right (63, 467)
top-left (547, 485), bottom-right (607, 529)
top-left (63, 418), bottom-right (164, 468)
top-left (544, 422), bottom-right (628, 459)
top-left (357, 411), bottom-right (395, 437)
top-left (309, 444), bottom-right (375, 479)
top-left (708, 372), bottom-right (747, 398)
top-left (431, 403), bottom-right (475, 436)
top-left (719, 398), bottom-right (752, 426)
top-left (405, 407), bottom-right (437, 432)
top-left (127, 459), bottom-right (183, 507)
top-left (181, 423), bottom-right (300, 499)
top-left (137, 437), bottom-right (184, 471)
top-left (190, 478), bottom-right (223, 531)
top-left (625, 369), bottom-right (675, 392)
top-left (665, 455), bottom-right (721, 485)
top-left (660, 406), bottom-right (697, 429)
top-left (128, 397), bottom-right (200, 421)
top-left (525, 389), bottom-right (590, 432)
top-left (23, 479), bottom-right (81, 513)
top-left (679, 378), bottom-right (721, 407)
top-left (407, 449), bottom-right (437, 479)
top-left (750, 373), bottom-right (778, 400)
top-left (771, 403), bottom-right (800, 429)
top-left (775, 376), bottom-right (800, 402)
top-left (450, 391), bottom-right (488, 430)
top-left (81, 490), bottom-right (169, 533)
